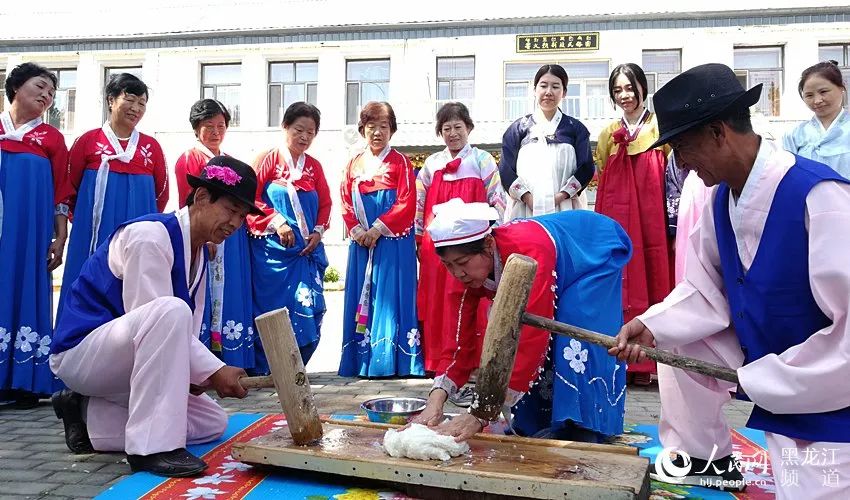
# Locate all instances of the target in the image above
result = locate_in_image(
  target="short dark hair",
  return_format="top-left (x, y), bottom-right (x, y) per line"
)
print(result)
top-left (189, 99), bottom-right (231, 131)
top-left (608, 63), bottom-right (649, 105)
top-left (798, 60), bottom-right (846, 96)
top-left (533, 64), bottom-right (569, 88)
top-left (282, 101), bottom-right (321, 131)
top-left (434, 235), bottom-right (489, 258)
top-left (358, 101), bottom-right (397, 136)
top-left (105, 73), bottom-right (149, 104)
top-left (435, 101), bottom-right (474, 136)
top-left (5, 62), bottom-right (57, 104)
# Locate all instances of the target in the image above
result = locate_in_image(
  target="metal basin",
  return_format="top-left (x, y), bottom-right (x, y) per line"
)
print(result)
top-left (360, 397), bottom-right (427, 425)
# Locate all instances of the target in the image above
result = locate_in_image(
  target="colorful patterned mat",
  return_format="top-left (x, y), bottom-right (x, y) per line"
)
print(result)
top-left (96, 414), bottom-right (775, 499)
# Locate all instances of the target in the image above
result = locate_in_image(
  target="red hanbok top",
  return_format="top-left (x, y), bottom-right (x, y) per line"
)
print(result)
top-left (247, 148), bottom-right (331, 236)
top-left (65, 128), bottom-right (168, 213)
top-left (174, 147), bottom-right (217, 207)
top-left (340, 148), bottom-right (415, 237)
top-left (0, 120), bottom-right (69, 206)
top-left (434, 219), bottom-right (558, 398)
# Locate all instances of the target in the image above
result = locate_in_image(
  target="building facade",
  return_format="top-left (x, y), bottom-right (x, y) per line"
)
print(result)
top-left (3, 2), bottom-right (850, 245)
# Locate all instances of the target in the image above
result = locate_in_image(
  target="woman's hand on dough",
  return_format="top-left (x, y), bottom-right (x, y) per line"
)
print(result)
top-left (409, 402), bottom-right (444, 427)
top-left (435, 413), bottom-right (482, 442)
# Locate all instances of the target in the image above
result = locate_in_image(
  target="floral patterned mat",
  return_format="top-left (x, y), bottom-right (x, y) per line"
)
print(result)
top-left (96, 414), bottom-right (774, 500)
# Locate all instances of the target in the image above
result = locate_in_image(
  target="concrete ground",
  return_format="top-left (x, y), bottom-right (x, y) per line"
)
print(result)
top-left (0, 289), bottom-right (755, 499)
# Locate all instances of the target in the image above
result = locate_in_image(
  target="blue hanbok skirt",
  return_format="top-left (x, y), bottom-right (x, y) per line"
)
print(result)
top-left (59, 170), bottom-right (157, 317)
top-left (250, 183), bottom-right (328, 373)
top-left (197, 226), bottom-right (256, 369)
top-left (339, 189), bottom-right (423, 378)
top-left (0, 151), bottom-right (62, 395)
top-left (512, 211), bottom-right (630, 438)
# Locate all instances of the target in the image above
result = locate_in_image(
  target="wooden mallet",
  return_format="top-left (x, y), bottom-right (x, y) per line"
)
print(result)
top-left (208, 307), bottom-right (324, 445)
top-left (470, 254), bottom-right (739, 422)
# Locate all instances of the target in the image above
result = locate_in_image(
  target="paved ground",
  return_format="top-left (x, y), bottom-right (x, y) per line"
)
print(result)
top-left (0, 289), bottom-right (756, 499)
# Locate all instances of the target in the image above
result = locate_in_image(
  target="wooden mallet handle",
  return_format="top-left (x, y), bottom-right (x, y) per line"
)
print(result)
top-left (470, 254), bottom-right (538, 422)
top-left (522, 313), bottom-right (739, 384)
top-left (255, 307), bottom-right (323, 445)
top-left (236, 375), bottom-right (274, 390)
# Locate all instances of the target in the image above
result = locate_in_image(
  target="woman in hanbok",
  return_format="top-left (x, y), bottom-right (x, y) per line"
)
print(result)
top-left (247, 102), bottom-right (330, 368)
top-left (59, 73), bottom-right (167, 315)
top-left (339, 102), bottom-right (424, 378)
top-left (783, 60), bottom-right (850, 178)
top-left (594, 63), bottom-right (673, 385)
top-left (500, 64), bottom-right (595, 220)
top-left (414, 199), bottom-right (631, 442)
top-left (175, 99), bottom-right (256, 370)
top-left (416, 102), bottom-right (505, 380)
top-left (0, 63), bottom-right (69, 407)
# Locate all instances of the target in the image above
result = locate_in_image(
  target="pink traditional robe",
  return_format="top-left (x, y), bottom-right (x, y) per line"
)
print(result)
top-left (641, 139), bottom-right (850, 498)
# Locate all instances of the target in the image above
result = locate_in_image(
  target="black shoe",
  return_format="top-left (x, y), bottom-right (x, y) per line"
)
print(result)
top-left (51, 390), bottom-right (95, 454)
top-left (650, 453), bottom-right (746, 492)
top-left (127, 448), bottom-right (208, 477)
top-left (10, 390), bottom-right (40, 409)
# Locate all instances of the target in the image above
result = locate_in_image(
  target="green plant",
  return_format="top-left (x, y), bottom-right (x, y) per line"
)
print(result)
top-left (324, 266), bottom-right (341, 283)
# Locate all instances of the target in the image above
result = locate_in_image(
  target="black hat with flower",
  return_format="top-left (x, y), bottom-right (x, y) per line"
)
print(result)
top-left (186, 155), bottom-right (263, 215)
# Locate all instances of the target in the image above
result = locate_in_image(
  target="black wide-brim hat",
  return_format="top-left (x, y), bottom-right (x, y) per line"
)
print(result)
top-left (649, 63), bottom-right (763, 150)
top-left (187, 155), bottom-right (264, 215)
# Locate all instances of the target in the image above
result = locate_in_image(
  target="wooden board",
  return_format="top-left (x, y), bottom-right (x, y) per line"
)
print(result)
top-left (231, 420), bottom-right (649, 499)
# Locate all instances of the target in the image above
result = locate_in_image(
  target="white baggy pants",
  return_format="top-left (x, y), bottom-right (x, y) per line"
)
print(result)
top-left (657, 330), bottom-right (850, 499)
top-left (50, 297), bottom-right (227, 456)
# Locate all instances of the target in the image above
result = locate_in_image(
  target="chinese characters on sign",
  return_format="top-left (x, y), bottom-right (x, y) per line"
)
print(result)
top-left (516, 33), bottom-right (600, 53)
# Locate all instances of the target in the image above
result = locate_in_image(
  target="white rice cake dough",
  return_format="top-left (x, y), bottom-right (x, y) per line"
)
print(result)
top-left (382, 423), bottom-right (470, 461)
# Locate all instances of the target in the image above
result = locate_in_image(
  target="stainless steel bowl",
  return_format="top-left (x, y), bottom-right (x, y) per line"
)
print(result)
top-left (360, 397), bottom-right (427, 425)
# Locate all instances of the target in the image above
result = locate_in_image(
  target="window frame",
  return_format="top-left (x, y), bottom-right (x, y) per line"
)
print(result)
top-left (733, 45), bottom-right (784, 117)
top-left (201, 62), bottom-right (242, 127)
top-left (0, 70), bottom-right (6, 114)
top-left (435, 56), bottom-right (475, 112)
top-left (267, 60), bottom-right (319, 127)
top-left (44, 67), bottom-right (77, 132)
top-left (345, 58), bottom-right (391, 125)
top-left (502, 59), bottom-right (612, 121)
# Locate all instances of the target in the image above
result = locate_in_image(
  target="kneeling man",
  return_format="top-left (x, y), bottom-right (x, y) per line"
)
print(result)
top-left (50, 156), bottom-right (262, 477)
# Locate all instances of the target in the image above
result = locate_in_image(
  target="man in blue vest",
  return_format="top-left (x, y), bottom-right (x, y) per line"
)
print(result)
top-left (610, 63), bottom-right (850, 497)
top-left (50, 156), bottom-right (263, 477)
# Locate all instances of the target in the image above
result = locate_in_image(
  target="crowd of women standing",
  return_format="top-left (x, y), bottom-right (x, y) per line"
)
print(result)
top-left (1, 59), bottom-right (847, 426)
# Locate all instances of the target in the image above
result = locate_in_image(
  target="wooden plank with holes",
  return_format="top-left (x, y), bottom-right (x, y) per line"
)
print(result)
top-left (231, 421), bottom-right (649, 499)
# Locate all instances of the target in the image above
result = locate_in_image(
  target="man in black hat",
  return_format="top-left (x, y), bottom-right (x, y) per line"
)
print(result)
top-left (610, 63), bottom-right (850, 496)
top-left (49, 156), bottom-right (264, 477)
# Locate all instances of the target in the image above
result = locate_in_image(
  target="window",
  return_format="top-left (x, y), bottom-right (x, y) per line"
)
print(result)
top-left (202, 64), bottom-right (241, 127)
top-left (642, 49), bottom-right (681, 110)
top-left (0, 71), bottom-right (5, 114)
top-left (819, 44), bottom-right (850, 107)
top-left (346, 59), bottom-right (390, 125)
top-left (733, 47), bottom-right (783, 116)
top-left (103, 66), bottom-right (143, 122)
top-left (503, 61), bottom-right (611, 121)
top-left (45, 68), bottom-right (76, 131)
top-left (268, 61), bottom-right (318, 127)
top-left (436, 56), bottom-right (474, 112)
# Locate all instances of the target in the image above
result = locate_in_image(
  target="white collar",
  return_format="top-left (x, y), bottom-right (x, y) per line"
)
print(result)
top-left (532, 107), bottom-right (562, 138)
top-left (732, 136), bottom-right (773, 207)
top-left (176, 207), bottom-right (204, 291)
top-left (446, 143), bottom-right (472, 160)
